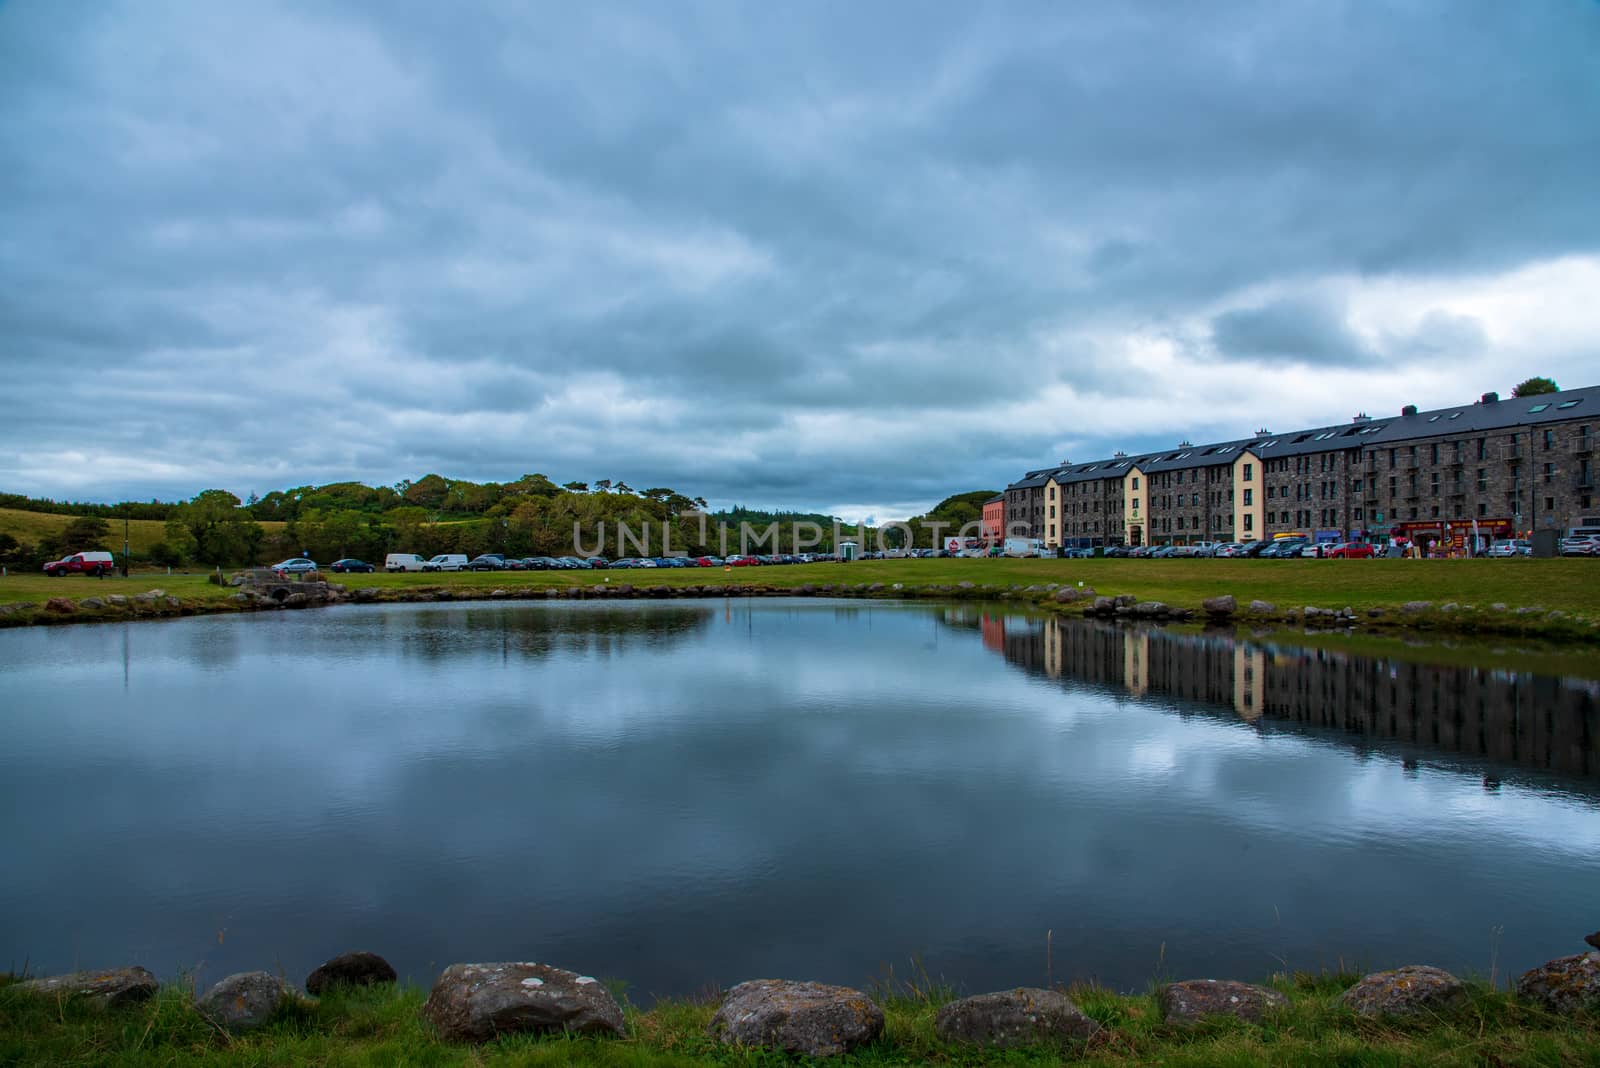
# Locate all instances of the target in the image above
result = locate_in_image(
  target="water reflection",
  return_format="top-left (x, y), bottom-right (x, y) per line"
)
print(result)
top-left (951, 610), bottom-right (1599, 784)
top-left (2, 600), bottom-right (1597, 1003)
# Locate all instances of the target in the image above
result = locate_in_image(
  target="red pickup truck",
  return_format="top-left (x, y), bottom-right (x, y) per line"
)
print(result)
top-left (43, 551), bottom-right (117, 576)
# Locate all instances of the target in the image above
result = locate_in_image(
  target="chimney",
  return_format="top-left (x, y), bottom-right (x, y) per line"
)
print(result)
top-left (1401, 404), bottom-right (1418, 416)
top-left (1481, 391), bottom-right (1499, 404)
top-left (1114, 450), bottom-right (1127, 458)
top-left (1352, 412), bottom-right (1370, 423)
top-left (1255, 427), bottom-right (1271, 435)
top-left (1178, 440), bottom-right (1193, 448)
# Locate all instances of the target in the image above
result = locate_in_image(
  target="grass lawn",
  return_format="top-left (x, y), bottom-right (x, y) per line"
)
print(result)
top-left (326, 557), bottom-right (1600, 616)
top-left (3, 972), bottom-right (1596, 1068)
top-left (2, 558), bottom-right (1597, 620)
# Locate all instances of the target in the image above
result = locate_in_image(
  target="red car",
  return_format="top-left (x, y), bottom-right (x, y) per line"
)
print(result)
top-left (726, 555), bottom-right (761, 566)
top-left (1325, 543), bottom-right (1376, 559)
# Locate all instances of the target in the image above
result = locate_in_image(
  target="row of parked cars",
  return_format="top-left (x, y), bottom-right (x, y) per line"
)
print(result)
top-left (1099, 540), bottom-right (1379, 559)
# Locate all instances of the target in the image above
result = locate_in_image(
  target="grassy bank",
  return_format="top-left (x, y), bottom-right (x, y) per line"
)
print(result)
top-left (3, 970), bottom-right (1597, 1067)
top-left (2, 558), bottom-right (1597, 646)
top-left (7, 557), bottom-right (1594, 608)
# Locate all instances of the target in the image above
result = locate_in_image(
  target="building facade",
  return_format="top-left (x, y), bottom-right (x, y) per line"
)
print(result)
top-left (1003, 386), bottom-right (1599, 547)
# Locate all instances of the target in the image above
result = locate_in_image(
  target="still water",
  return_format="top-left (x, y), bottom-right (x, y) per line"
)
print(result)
top-left (2, 600), bottom-right (1596, 999)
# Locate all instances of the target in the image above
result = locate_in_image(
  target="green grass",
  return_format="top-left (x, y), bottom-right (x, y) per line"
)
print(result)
top-left (3, 972), bottom-right (1596, 1067)
top-left (3, 559), bottom-right (1598, 643)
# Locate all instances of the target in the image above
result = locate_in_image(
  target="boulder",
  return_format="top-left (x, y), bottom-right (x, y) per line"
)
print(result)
top-left (1400, 601), bottom-right (1433, 613)
top-left (45, 598), bottom-right (76, 613)
top-left (79, 597), bottom-right (106, 609)
top-left (305, 951), bottom-right (398, 995)
top-left (1133, 601), bottom-right (1168, 618)
top-left (423, 962), bottom-right (625, 1043)
top-left (708, 979), bottom-right (883, 1056)
top-left (934, 987), bottom-right (1100, 1048)
top-left (1201, 595), bottom-right (1237, 616)
top-left (1516, 951), bottom-right (1600, 1014)
top-left (1092, 596), bottom-right (1115, 614)
top-left (957, 581), bottom-right (976, 590)
top-left (1161, 979), bottom-right (1287, 1025)
top-left (16, 966), bottom-right (158, 1009)
top-left (1114, 594), bottom-right (1137, 608)
top-left (1336, 966), bottom-right (1465, 1017)
top-left (1054, 587), bottom-right (1082, 603)
top-left (1248, 600), bottom-right (1276, 614)
top-left (195, 971), bottom-right (299, 1033)
top-left (106, 594), bottom-right (128, 607)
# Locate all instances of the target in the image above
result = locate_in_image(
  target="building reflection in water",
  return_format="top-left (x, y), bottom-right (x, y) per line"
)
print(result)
top-left (947, 609), bottom-right (1598, 781)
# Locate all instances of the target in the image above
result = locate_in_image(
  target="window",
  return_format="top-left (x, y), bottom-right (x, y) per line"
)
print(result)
top-left (1477, 438), bottom-right (1487, 460)
top-left (1478, 502), bottom-right (1487, 516)
top-left (1192, 493), bottom-right (1200, 506)
top-left (1244, 514), bottom-right (1253, 531)
top-left (1132, 477), bottom-right (1139, 490)
top-left (1544, 430), bottom-right (1556, 450)
top-left (1544, 462), bottom-right (1555, 484)
top-left (1546, 497), bottom-right (1555, 512)
top-left (1430, 473), bottom-right (1439, 495)
top-left (1430, 443), bottom-right (1439, 464)
top-left (1243, 463), bottom-right (1253, 481)
top-left (1353, 478), bottom-right (1363, 493)
top-left (1477, 468), bottom-right (1488, 491)
top-left (1557, 399), bottom-right (1583, 409)
top-left (1243, 489), bottom-right (1253, 506)
top-left (1132, 498), bottom-right (1139, 512)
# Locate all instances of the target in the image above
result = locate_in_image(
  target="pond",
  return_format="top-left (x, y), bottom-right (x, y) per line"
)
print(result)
top-left (2, 600), bottom-right (1596, 1000)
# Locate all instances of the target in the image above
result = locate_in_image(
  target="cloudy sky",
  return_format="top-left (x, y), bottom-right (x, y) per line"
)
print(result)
top-left (3, 2), bottom-right (1598, 521)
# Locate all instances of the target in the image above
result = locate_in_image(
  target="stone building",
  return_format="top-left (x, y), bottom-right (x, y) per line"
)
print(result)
top-left (1003, 384), bottom-right (1598, 547)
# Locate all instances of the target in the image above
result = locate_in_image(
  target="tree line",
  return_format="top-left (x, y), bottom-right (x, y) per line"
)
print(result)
top-left (0, 475), bottom-right (917, 568)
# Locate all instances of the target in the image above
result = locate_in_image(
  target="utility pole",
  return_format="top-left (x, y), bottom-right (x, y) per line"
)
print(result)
top-left (123, 511), bottom-right (130, 577)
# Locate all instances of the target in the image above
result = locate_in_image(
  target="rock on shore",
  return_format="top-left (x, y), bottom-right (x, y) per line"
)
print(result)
top-left (708, 979), bottom-right (884, 1056)
top-left (422, 962), bottom-right (625, 1043)
top-left (1336, 966), bottom-right (1465, 1017)
top-left (195, 971), bottom-right (301, 1033)
top-left (15, 966), bottom-right (158, 1009)
top-left (934, 987), bottom-right (1100, 1047)
top-left (305, 951), bottom-right (397, 995)
top-left (1161, 979), bottom-right (1287, 1024)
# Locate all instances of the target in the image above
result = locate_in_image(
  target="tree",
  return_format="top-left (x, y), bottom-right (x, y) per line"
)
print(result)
top-left (164, 489), bottom-right (264, 566)
top-left (61, 516), bottom-right (112, 550)
top-left (1512, 376), bottom-right (1559, 397)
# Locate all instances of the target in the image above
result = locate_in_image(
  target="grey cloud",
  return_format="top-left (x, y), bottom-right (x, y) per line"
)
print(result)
top-left (1211, 295), bottom-right (1376, 366)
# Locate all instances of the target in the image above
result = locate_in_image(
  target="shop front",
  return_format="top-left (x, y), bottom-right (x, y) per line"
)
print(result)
top-left (1392, 517), bottom-right (1514, 556)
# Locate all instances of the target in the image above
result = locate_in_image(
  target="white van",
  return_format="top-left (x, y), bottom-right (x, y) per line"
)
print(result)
top-left (421, 554), bottom-right (468, 572)
top-left (385, 553), bottom-right (427, 573)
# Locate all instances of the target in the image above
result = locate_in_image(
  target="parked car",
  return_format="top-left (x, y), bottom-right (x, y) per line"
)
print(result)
top-left (1261, 539), bottom-right (1309, 558)
top-left (1325, 543), bottom-right (1376, 559)
top-left (385, 553), bottom-right (426, 572)
top-left (693, 556), bottom-right (724, 566)
top-left (421, 554), bottom-right (468, 572)
top-left (329, 558), bottom-right (375, 573)
top-left (1561, 535), bottom-right (1600, 556)
top-left (42, 550), bottom-right (116, 577)
top-left (559, 556), bottom-right (593, 569)
top-left (466, 554), bottom-right (508, 571)
top-left (272, 557), bottom-right (318, 575)
top-left (727, 555), bottom-right (761, 566)
top-left (1237, 540), bottom-right (1271, 557)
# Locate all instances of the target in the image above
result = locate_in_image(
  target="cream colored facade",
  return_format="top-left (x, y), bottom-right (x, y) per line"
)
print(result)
top-left (1044, 476), bottom-right (1062, 548)
top-left (1121, 466), bottom-right (1145, 546)
top-left (1231, 450), bottom-right (1262, 542)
